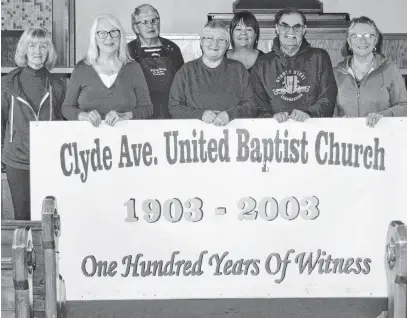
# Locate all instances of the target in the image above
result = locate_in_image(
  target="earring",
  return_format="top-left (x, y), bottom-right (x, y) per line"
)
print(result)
top-left (373, 47), bottom-right (377, 52)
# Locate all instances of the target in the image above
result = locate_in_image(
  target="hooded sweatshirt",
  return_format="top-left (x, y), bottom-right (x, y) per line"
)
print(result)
top-left (1, 67), bottom-right (65, 170)
top-left (333, 54), bottom-right (407, 117)
top-left (251, 38), bottom-right (337, 118)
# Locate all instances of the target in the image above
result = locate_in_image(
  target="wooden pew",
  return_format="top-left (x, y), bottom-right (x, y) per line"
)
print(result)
top-left (1, 226), bottom-right (35, 318)
top-left (1, 197), bottom-right (66, 318)
top-left (1, 172), bottom-right (14, 220)
top-left (378, 220), bottom-right (407, 318)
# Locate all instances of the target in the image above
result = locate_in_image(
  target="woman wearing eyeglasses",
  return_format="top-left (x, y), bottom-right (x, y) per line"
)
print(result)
top-left (168, 21), bottom-right (256, 126)
top-left (227, 11), bottom-right (264, 73)
top-left (62, 14), bottom-right (153, 126)
top-left (334, 16), bottom-right (407, 127)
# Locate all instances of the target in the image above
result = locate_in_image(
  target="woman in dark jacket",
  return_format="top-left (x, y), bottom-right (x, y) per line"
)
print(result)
top-left (1, 27), bottom-right (65, 220)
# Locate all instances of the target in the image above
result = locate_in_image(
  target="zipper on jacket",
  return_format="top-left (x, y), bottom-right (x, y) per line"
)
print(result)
top-left (356, 88), bottom-right (360, 117)
top-left (9, 89), bottom-right (51, 143)
top-left (354, 69), bottom-right (376, 117)
top-left (16, 90), bottom-right (50, 121)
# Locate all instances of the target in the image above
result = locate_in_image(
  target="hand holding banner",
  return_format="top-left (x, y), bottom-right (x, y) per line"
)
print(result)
top-left (30, 118), bottom-right (407, 300)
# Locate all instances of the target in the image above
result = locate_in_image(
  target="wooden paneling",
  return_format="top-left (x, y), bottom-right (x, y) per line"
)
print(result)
top-left (233, 0), bottom-right (324, 13)
top-left (52, 0), bottom-right (76, 67)
top-left (2, 221), bottom-right (45, 316)
top-left (208, 13), bottom-right (350, 29)
top-left (381, 34), bottom-right (407, 69)
top-left (1, 30), bottom-right (23, 67)
top-left (1, 261), bottom-right (15, 317)
top-left (146, 32), bottom-right (407, 72)
top-left (66, 298), bottom-right (387, 318)
top-left (1, 173), bottom-right (14, 220)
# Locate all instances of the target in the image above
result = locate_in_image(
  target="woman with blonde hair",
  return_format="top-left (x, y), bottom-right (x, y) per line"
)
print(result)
top-left (62, 14), bottom-right (153, 126)
top-left (1, 27), bottom-right (65, 220)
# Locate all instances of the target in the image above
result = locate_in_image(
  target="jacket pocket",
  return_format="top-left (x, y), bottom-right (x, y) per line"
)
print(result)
top-left (11, 129), bottom-right (30, 162)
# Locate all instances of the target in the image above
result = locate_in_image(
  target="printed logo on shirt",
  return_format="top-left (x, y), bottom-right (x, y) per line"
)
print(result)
top-left (150, 67), bottom-right (168, 76)
top-left (273, 70), bottom-right (310, 102)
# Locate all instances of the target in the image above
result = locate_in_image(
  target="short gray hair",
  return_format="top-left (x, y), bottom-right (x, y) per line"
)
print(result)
top-left (131, 4), bottom-right (160, 26)
top-left (201, 20), bottom-right (230, 43)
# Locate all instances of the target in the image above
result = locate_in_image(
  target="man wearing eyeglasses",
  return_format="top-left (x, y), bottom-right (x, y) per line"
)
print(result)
top-left (128, 4), bottom-right (184, 119)
top-left (251, 7), bottom-right (337, 122)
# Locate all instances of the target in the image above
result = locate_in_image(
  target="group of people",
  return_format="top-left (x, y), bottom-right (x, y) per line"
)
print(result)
top-left (2, 4), bottom-right (407, 220)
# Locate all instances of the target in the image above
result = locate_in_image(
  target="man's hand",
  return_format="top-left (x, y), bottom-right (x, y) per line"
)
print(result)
top-left (273, 112), bottom-right (290, 123)
top-left (213, 111), bottom-right (230, 126)
top-left (78, 110), bottom-right (102, 127)
top-left (290, 109), bottom-right (310, 122)
top-left (202, 110), bottom-right (218, 124)
top-left (366, 113), bottom-right (383, 128)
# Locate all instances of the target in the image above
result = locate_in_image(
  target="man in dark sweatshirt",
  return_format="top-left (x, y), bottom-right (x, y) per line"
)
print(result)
top-left (251, 7), bottom-right (337, 122)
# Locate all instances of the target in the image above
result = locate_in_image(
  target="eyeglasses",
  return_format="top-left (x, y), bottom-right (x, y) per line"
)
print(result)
top-left (135, 18), bottom-right (160, 26)
top-left (348, 33), bottom-right (376, 40)
top-left (278, 23), bottom-right (304, 33)
top-left (202, 37), bottom-right (228, 45)
top-left (96, 30), bottom-right (120, 39)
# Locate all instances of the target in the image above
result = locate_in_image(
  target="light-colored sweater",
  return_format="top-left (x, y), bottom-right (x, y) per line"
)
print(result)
top-left (333, 54), bottom-right (407, 117)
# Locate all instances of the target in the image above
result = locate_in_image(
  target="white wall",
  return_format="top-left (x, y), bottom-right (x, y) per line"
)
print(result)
top-left (75, 0), bottom-right (407, 62)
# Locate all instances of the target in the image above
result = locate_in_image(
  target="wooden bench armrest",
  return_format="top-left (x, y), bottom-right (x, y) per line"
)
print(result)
top-left (41, 196), bottom-right (63, 318)
top-left (381, 220), bottom-right (407, 318)
top-left (12, 226), bottom-right (36, 318)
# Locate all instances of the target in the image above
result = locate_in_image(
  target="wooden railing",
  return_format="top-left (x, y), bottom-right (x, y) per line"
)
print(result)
top-left (1, 197), bottom-right (66, 318)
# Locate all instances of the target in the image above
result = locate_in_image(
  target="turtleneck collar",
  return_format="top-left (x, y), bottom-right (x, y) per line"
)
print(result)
top-left (24, 65), bottom-right (47, 76)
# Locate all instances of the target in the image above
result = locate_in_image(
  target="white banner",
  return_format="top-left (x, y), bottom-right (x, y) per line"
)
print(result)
top-left (30, 118), bottom-right (407, 300)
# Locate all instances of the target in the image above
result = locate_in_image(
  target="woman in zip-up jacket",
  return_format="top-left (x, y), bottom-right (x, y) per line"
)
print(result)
top-left (333, 16), bottom-right (407, 127)
top-left (1, 27), bottom-right (65, 220)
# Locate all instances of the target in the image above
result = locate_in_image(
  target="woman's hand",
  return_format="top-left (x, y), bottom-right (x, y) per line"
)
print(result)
top-left (105, 111), bottom-right (132, 126)
top-left (213, 111), bottom-right (230, 126)
top-left (78, 110), bottom-right (102, 127)
top-left (366, 113), bottom-right (383, 127)
top-left (202, 110), bottom-right (218, 124)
